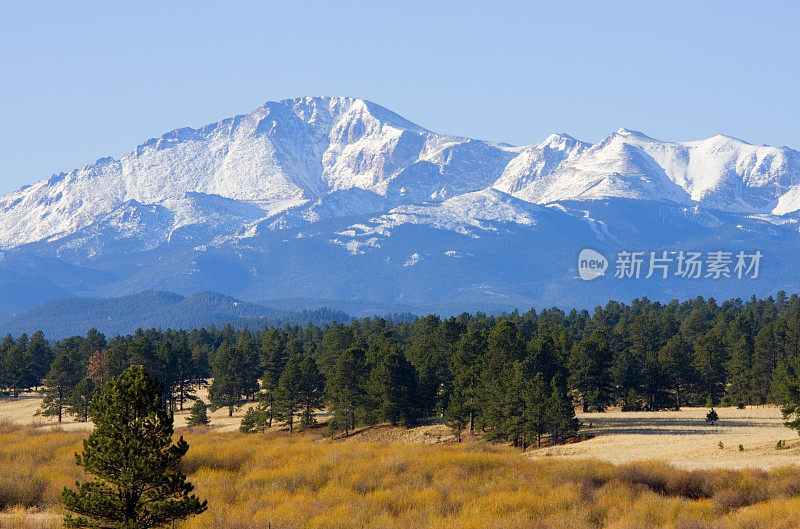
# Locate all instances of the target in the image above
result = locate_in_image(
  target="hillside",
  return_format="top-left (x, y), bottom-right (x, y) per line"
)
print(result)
top-left (0, 291), bottom-right (356, 338)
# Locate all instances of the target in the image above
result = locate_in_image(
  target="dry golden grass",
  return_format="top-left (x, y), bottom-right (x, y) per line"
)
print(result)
top-left (0, 388), bottom-right (260, 433)
top-left (4, 425), bottom-right (800, 529)
top-left (530, 406), bottom-right (800, 470)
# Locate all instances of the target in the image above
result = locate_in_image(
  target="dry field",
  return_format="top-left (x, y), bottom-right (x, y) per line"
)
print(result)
top-left (0, 389), bottom-right (257, 433)
top-left (6, 424), bottom-right (800, 529)
top-left (530, 406), bottom-right (800, 470)
top-left (3, 394), bottom-right (800, 469)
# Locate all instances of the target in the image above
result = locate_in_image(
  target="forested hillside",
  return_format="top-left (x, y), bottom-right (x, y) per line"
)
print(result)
top-left (0, 291), bottom-right (357, 338)
top-left (5, 292), bottom-right (800, 447)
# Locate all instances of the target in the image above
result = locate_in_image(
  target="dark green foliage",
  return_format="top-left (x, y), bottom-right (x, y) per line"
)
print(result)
top-left (16, 291), bottom-right (800, 445)
top-left (68, 378), bottom-right (96, 422)
top-left (297, 356), bottom-right (324, 430)
top-left (568, 328), bottom-right (614, 412)
top-left (239, 402), bottom-right (269, 433)
top-left (706, 408), bottom-right (719, 425)
top-left (39, 353), bottom-right (81, 422)
top-left (325, 346), bottom-right (367, 436)
top-left (208, 342), bottom-right (255, 416)
top-left (545, 375), bottom-right (580, 444)
top-left (186, 399), bottom-right (210, 427)
top-left (367, 335), bottom-right (420, 427)
top-left (275, 357), bottom-right (302, 433)
top-left (62, 366), bottom-right (206, 528)
top-left (446, 330), bottom-right (484, 435)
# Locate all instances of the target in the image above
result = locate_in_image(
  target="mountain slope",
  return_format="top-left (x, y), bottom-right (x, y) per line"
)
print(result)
top-left (1, 96), bottom-right (800, 318)
top-left (0, 291), bottom-right (357, 338)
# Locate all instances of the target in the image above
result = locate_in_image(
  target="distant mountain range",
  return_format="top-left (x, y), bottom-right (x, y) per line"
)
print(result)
top-left (0, 291), bottom-right (367, 339)
top-left (1, 96), bottom-right (799, 323)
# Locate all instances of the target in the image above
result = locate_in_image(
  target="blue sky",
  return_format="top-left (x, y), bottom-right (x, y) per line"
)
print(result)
top-left (1, 1), bottom-right (798, 195)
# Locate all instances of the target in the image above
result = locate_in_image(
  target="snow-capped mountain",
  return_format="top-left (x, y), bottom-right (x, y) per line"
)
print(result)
top-left (2, 96), bottom-right (800, 322)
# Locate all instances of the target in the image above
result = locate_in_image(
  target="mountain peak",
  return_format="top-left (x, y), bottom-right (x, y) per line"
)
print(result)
top-left (615, 128), bottom-right (651, 138)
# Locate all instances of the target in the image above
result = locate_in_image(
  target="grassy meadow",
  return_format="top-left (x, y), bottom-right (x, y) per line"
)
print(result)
top-left (4, 421), bottom-right (800, 529)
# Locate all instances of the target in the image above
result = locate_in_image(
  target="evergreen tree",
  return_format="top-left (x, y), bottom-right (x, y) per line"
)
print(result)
top-left (493, 361), bottom-right (528, 447)
top-left (446, 329), bottom-right (484, 434)
top-left (567, 328), bottom-right (613, 412)
top-left (752, 323), bottom-right (779, 404)
top-left (522, 372), bottom-right (549, 448)
top-left (62, 366), bottom-right (206, 528)
top-left (259, 332), bottom-right (288, 427)
top-left (208, 343), bottom-right (248, 416)
top-left (724, 336), bottom-right (753, 407)
top-left (544, 376), bottom-right (579, 445)
top-left (186, 399), bottom-right (210, 427)
top-left (325, 345), bottom-right (367, 436)
top-left (27, 330), bottom-right (53, 385)
top-left (479, 322), bottom-right (525, 430)
top-left (275, 357), bottom-right (302, 433)
top-left (39, 354), bottom-right (80, 422)
top-left (2, 343), bottom-right (29, 397)
top-left (297, 355), bottom-right (324, 430)
top-left (658, 334), bottom-right (695, 410)
top-left (68, 378), bottom-right (96, 422)
top-left (190, 345), bottom-right (210, 388)
top-left (368, 336), bottom-right (420, 427)
top-left (239, 402), bottom-right (269, 433)
top-left (171, 340), bottom-right (195, 411)
top-left (406, 316), bottom-right (452, 416)
top-left (692, 327), bottom-right (729, 406)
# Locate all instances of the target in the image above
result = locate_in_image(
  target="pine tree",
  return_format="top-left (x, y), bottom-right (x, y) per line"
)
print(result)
top-left (567, 328), bottom-right (613, 412)
top-left (522, 372), bottom-right (549, 448)
top-left (259, 332), bottom-right (288, 427)
top-left (724, 336), bottom-right (753, 408)
top-left (3, 343), bottom-right (29, 397)
top-left (544, 375), bottom-right (579, 445)
top-left (275, 357), bottom-right (302, 433)
top-left (186, 399), bottom-right (210, 427)
top-left (479, 322), bottom-right (525, 430)
top-left (692, 327), bottom-right (729, 406)
top-left (658, 334), bottom-right (695, 410)
top-left (239, 401), bottom-right (270, 433)
top-left (39, 354), bottom-right (80, 422)
top-left (62, 366), bottom-right (206, 528)
top-left (494, 361), bottom-right (528, 447)
top-left (297, 355), bottom-right (324, 430)
top-left (325, 345), bottom-right (367, 436)
top-left (406, 316), bottom-right (452, 416)
top-left (368, 336), bottom-right (420, 427)
top-left (68, 378), bottom-right (96, 422)
top-left (447, 329), bottom-right (484, 434)
top-left (208, 343), bottom-right (249, 416)
top-left (171, 340), bottom-right (195, 411)
top-left (27, 330), bottom-right (54, 384)
top-left (190, 345), bottom-right (210, 389)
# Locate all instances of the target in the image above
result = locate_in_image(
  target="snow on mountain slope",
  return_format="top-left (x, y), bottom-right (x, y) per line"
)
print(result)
top-left (499, 128), bottom-right (800, 214)
top-left (3, 95), bottom-right (800, 262)
top-left (330, 188), bottom-right (544, 254)
top-left (587, 129), bottom-right (800, 213)
top-left (507, 130), bottom-right (691, 205)
top-left (493, 133), bottom-right (591, 194)
top-left (0, 97), bottom-right (523, 248)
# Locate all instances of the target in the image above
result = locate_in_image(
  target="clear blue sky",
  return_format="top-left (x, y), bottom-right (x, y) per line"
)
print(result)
top-left (1, 1), bottom-right (798, 195)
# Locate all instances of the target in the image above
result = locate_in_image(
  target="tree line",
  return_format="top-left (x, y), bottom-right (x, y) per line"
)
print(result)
top-left (6, 292), bottom-right (800, 446)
